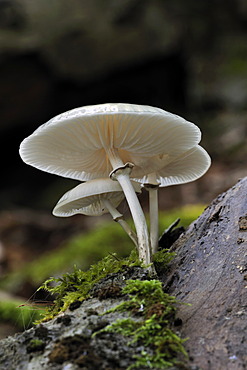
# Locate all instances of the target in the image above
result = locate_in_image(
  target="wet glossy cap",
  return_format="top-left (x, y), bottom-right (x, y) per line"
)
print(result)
top-left (20, 103), bottom-right (201, 180)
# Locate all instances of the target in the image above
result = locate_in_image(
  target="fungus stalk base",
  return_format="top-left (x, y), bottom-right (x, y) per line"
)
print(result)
top-left (102, 199), bottom-right (138, 247)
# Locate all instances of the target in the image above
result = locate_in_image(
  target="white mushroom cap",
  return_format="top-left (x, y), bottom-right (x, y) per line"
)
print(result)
top-left (53, 178), bottom-right (141, 217)
top-left (135, 145), bottom-right (211, 187)
top-left (19, 103), bottom-right (201, 181)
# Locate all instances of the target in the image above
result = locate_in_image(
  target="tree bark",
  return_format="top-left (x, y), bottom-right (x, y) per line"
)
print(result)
top-left (0, 177), bottom-right (246, 369)
top-left (162, 176), bottom-right (247, 369)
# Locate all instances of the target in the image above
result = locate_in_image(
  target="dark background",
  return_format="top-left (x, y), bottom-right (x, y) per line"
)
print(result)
top-left (0, 0), bottom-right (246, 212)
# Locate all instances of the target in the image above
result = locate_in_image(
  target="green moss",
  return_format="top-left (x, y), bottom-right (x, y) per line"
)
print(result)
top-left (104, 279), bottom-right (177, 314)
top-left (95, 279), bottom-right (187, 369)
top-left (29, 339), bottom-right (43, 345)
top-left (37, 250), bottom-right (143, 321)
top-left (26, 338), bottom-right (45, 353)
top-left (153, 249), bottom-right (176, 265)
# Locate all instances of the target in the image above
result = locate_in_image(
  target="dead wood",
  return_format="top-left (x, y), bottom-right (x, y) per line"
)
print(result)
top-left (162, 176), bottom-right (247, 369)
top-left (0, 177), bottom-right (246, 369)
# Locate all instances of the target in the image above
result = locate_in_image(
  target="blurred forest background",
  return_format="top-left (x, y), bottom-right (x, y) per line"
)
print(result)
top-left (0, 0), bottom-right (246, 338)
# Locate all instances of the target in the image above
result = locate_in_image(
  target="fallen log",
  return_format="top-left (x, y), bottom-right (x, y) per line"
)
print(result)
top-left (163, 176), bottom-right (247, 369)
top-left (0, 177), bottom-right (246, 369)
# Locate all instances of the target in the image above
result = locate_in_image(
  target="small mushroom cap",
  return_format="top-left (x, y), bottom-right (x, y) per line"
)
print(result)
top-left (135, 145), bottom-right (211, 187)
top-left (53, 178), bottom-right (141, 217)
top-left (20, 103), bottom-right (201, 181)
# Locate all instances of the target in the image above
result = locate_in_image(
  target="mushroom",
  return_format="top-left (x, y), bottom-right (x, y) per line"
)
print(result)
top-left (19, 103), bottom-right (201, 264)
top-left (134, 145), bottom-right (211, 253)
top-left (53, 178), bottom-right (141, 247)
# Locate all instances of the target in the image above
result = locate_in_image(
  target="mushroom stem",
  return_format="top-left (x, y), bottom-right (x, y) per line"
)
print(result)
top-left (102, 199), bottom-right (138, 247)
top-left (146, 185), bottom-right (159, 254)
top-left (145, 173), bottom-right (160, 254)
top-left (106, 148), bottom-right (151, 264)
top-left (116, 173), bottom-right (151, 264)
top-left (110, 169), bottom-right (151, 265)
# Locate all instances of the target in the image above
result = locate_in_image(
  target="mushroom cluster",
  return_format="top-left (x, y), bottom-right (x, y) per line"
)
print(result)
top-left (19, 103), bottom-right (211, 265)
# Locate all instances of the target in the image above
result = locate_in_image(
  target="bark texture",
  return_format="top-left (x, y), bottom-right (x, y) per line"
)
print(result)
top-left (163, 176), bottom-right (247, 369)
top-left (0, 177), bottom-right (246, 369)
